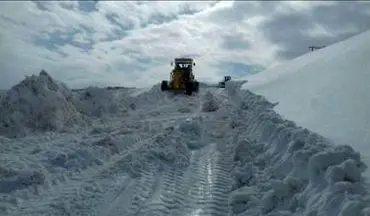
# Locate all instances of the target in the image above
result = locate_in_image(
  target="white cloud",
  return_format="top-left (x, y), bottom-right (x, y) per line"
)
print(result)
top-left (0, 1), bottom-right (370, 89)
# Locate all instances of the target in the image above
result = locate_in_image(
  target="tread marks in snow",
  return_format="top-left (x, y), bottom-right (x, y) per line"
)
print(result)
top-left (115, 143), bottom-right (234, 216)
top-left (135, 167), bottom-right (183, 216)
top-left (174, 143), bottom-right (234, 216)
top-left (123, 170), bottom-right (158, 216)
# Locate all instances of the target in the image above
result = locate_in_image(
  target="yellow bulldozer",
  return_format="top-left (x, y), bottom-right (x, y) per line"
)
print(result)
top-left (161, 58), bottom-right (199, 95)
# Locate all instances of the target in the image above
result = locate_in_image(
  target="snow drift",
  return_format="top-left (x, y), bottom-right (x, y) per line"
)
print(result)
top-left (242, 29), bottom-right (370, 179)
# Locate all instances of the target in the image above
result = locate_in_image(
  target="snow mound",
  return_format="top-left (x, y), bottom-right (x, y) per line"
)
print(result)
top-left (178, 117), bottom-right (205, 149)
top-left (131, 83), bottom-right (166, 108)
top-left (225, 81), bottom-right (370, 216)
top-left (128, 86), bottom-right (152, 97)
top-left (0, 70), bottom-right (84, 138)
top-left (74, 87), bottom-right (133, 117)
top-left (201, 91), bottom-right (220, 112)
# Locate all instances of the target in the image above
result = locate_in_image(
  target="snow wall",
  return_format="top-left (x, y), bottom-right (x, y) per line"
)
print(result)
top-left (242, 29), bottom-right (370, 180)
top-left (225, 81), bottom-right (370, 215)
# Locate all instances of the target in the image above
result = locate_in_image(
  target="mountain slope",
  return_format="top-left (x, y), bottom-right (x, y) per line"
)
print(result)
top-left (243, 29), bottom-right (370, 179)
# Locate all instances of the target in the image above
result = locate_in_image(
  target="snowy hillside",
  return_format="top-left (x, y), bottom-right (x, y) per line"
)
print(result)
top-left (243, 29), bottom-right (370, 180)
top-left (1, 72), bottom-right (370, 215)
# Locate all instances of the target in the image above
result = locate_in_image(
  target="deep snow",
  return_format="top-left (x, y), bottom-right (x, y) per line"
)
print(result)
top-left (242, 29), bottom-right (370, 180)
top-left (0, 72), bottom-right (370, 215)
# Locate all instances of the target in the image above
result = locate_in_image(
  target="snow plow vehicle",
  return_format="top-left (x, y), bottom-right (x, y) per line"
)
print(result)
top-left (161, 58), bottom-right (199, 95)
top-left (218, 76), bottom-right (231, 88)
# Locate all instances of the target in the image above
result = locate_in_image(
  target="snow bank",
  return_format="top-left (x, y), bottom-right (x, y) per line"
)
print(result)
top-left (201, 91), bottom-right (220, 112)
top-left (0, 70), bottom-right (84, 138)
top-left (242, 29), bottom-right (370, 179)
top-left (130, 83), bottom-right (167, 108)
top-left (225, 81), bottom-right (370, 216)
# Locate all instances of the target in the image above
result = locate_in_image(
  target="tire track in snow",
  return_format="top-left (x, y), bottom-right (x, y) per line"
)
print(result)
top-left (124, 142), bottom-right (233, 216)
top-left (102, 93), bottom-right (204, 216)
top-left (10, 131), bottom-right (165, 216)
top-left (134, 90), bottom-right (233, 216)
top-left (101, 90), bottom-right (233, 216)
top-left (124, 170), bottom-right (158, 216)
top-left (174, 143), bottom-right (233, 216)
top-left (100, 167), bottom-right (160, 216)
top-left (134, 167), bottom-right (183, 216)
top-left (94, 92), bottom-right (203, 216)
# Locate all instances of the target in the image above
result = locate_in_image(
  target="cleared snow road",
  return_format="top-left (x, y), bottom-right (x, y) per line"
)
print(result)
top-left (103, 142), bottom-right (233, 216)
top-left (7, 87), bottom-right (236, 216)
top-left (100, 90), bottom-right (234, 216)
top-left (4, 82), bottom-right (370, 216)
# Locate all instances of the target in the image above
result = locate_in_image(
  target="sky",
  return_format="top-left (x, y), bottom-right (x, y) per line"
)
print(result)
top-left (1, 1), bottom-right (370, 89)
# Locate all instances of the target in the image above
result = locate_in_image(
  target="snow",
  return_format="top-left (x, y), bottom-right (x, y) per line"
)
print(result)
top-left (0, 70), bottom-right (85, 138)
top-left (242, 29), bottom-right (370, 180)
top-left (201, 91), bottom-right (221, 112)
top-left (1, 66), bottom-right (370, 215)
top-left (227, 81), bottom-right (370, 215)
top-left (74, 86), bottom-right (134, 117)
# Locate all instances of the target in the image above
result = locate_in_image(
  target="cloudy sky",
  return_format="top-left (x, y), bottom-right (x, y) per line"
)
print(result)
top-left (1, 1), bottom-right (370, 89)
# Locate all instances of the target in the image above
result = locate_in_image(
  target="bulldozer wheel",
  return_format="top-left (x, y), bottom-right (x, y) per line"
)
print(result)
top-left (185, 82), bottom-right (193, 95)
top-left (161, 80), bottom-right (168, 91)
top-left (193, 81), bottom-right (199, 93)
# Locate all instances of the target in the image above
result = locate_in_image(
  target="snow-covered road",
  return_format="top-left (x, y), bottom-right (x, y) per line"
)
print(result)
top-left (1, 73), bottom-right (370, 216)
top-left (103, 142), bottom-right (233, 216)
top-left (96, 90), bottom-right (235, 216)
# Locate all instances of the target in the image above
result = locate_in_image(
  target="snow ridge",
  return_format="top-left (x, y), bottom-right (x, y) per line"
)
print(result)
top-left (225, 81), bottom-right (370, 215)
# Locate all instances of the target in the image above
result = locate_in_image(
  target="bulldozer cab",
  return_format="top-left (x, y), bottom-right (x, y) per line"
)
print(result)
top-left (161, 57), bottom-right (199, 95)
top-left (171, 58), bottom-right (195, 71)
top-left (169, 58), bottom-right (195, 85)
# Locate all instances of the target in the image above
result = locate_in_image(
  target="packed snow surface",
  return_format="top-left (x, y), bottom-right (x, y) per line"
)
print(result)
top-left (243, 29), bottom-right (370, 180)
top-left (0, 72), bottom-right (370, 216)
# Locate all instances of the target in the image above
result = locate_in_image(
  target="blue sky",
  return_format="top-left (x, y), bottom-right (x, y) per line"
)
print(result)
top-left (1, 1), bottom-right (370, 89)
